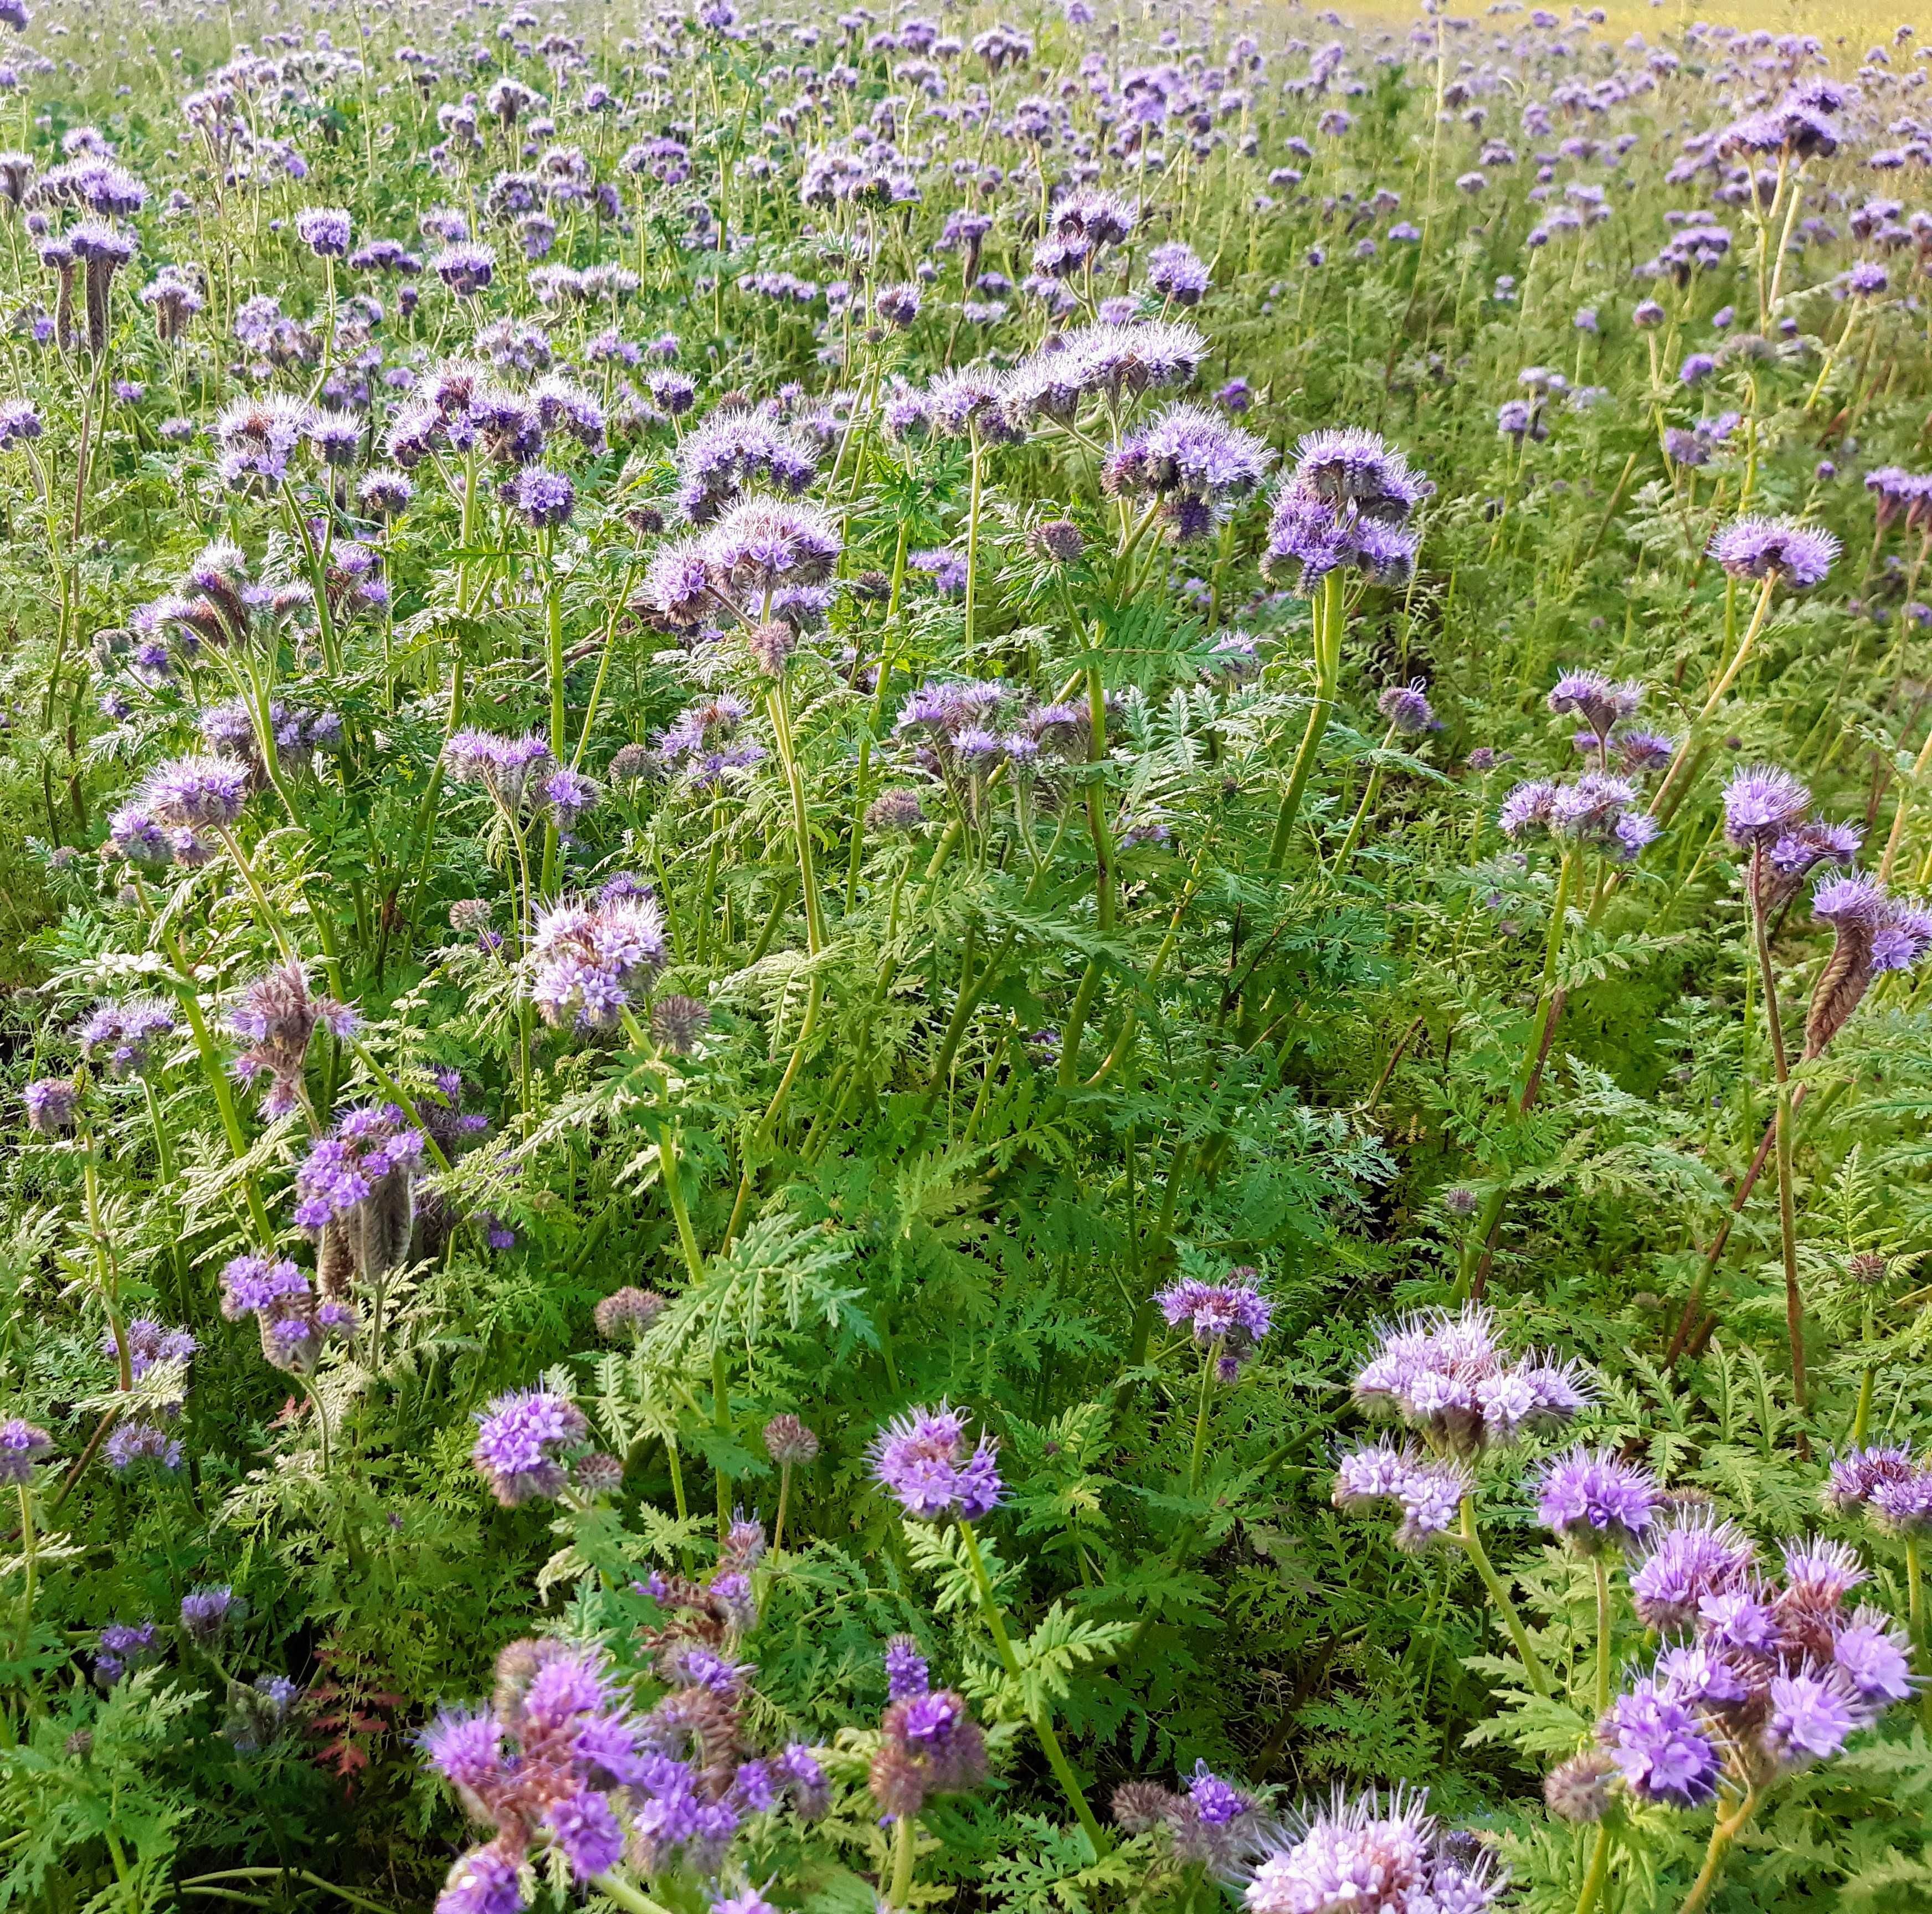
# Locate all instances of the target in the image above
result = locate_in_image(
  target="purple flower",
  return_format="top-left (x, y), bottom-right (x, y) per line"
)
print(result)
top-left (1708, 514), bottom-right (1840, 588)
top-left (1244, 1788), bottom-right (1503, 1914)
top-left (1823, 1444), bottom-right (1920, 1514)
top-left (219, 1253), bottom-right (346, 1374)
top-left (1597, 1680), bottom-right (1722, 1805)
top-left (870, 1402), bottom-right (1003, 1521)
top-left (503, 465), bottom-right (574, 529)
top-left (544, 1788), bottom-right (624, 1878)
top-left (1869, 1471), bottom-right (1932, 1537)
top-left (1331, 1439), bottom-right (1472, 1552)
top-left (1833, 1608), bottom-right (1915, 1705)
top-left (95, 1619), bottom-right (159, 1684)
top-left (432, 243), bottom-right (496, 295)
top-left (1148, 240), bottom-right (1210, 306)
top-left (472, 1388), bottom-right (589, 1506)
top-left (1101, 402), bottom-right (1275, 541)
top-left (291, 1104), bottom-right (424, 1232)
top-left (1763, 1669), bottom-right (1862, 1768)
top-left (180, 1584), bottom-right (238, 1642)
top-left (1378, 679), bottom-right (1437, 736)
top-left (1535, 1446), bottom-right (1659, 1554)
top-left (1187, 1762), bottom-right (1248, 1826)
top-left (105, 1420), bottom-right (184, 1473)
top-left (138, 754), bottom-right (249, 831)
top-left (0, 1417), bottom-right (53, 1483)
top-left (1158, 1270), bottom-right (1273, 1371)
top-left (295, 206), bottom-right (353, 258)
top-left (1722, 765), bottom-right (1811, 848)
top-left (884, 1635), bottom-right (929, 1701)
top-left (229, 963), bottom-right (357, 1118)
top-left (23, 1078), bottom-right (79, 1134)
top-left (435, 1839), bottom-right (523, 1914)
top-left (1630, 1513), bottom-right (1756, 1633)
top-left (1351, 1305), bottom-right (1591, 1454)
top-left (526, 894), bottom-right (668, 1030)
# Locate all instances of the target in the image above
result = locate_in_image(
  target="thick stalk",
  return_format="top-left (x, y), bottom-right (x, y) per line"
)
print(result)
top-left (1456, 1496), bottom-right (1552, 1697)
top-left (1519, 849), bottom-right (1577, 1108)
top-left (1748, 852), bottom-right (1806, 1410)
top-left (886, 1810), bottom-right (917, 1910)
top-left (1594, 1553), bottom-right (1613, 1716)
top-left (1574, 1825), bottom-right (1614, 1914)
top-left (1186, 1341), bottom-right (1221, 1496)
top-left (1266, 569), bottom-right (1345, 872)
top-left (956, 1520), bottom-right (1109, 1851)
top-left (1678, 1791), bottom-right (1760, 1914)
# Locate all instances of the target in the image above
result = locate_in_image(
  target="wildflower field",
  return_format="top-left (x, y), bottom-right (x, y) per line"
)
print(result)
top-left (9, 0), bottom-right (1932, 1908)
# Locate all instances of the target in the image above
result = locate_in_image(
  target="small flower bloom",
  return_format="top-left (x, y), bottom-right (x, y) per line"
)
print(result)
top-left (870, 1402), bottom-right (1003, 1521)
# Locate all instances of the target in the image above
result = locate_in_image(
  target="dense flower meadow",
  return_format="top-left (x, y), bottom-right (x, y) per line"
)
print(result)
top-left (8, 0), bottom-right (1932, 1905)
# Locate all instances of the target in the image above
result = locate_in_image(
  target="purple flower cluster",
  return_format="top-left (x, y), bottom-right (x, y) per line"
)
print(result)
top-left (1243, 1787), bottom-right (1504, 1914)
top-left (1708, 514), bottom-right (1840, 589)
top-left (1534, 1445), bottom-right (1659, 1555)
top-left (1112, 1764), bottom-right (1265, 1871)
top-left (526, 893), bottom-right (669, 1029)
top-left (643, 497), bottom-right (842, 631)
top-left (219, 1253), bottom-right (354, 1374)
top-left (1265, 428), bottom-right (1430, 590)
top-left (1497, 770), bottom-right (1660, 861)
top-left (1825, 1445), bottom-right (1932, 1537)
top-left (292, 1103), bottom-right (425, 1232)
top-left (1101, 402), bottom-right (1274, 543)
top-left (229, 963), bottom-right (359, 1119)
top-left (870, 1402), bottom-right (1003, 1521)
top-left (0, 1417), bottom-right (54, 1484)
top-left (1597, 1523), bottom-right (1909, 1805)
top-left (471, 1388), bottom-right (589, 1506)
top-left (656, 693), bottom-right (765, 789)
top-left (1351, 1304), bottom-right (1591, 1454)
top-left (1803, 870), bottom-right (1932, 1058)
top-left (674, 407), bottom-right (818, 522)
top-left (1332, 1437), bottom-right (1472, 1552)
top-left (1157, 1268), bottom-right (1273, 1381)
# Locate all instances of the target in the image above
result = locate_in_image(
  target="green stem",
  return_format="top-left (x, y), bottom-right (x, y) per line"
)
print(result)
top-left (1574, 1824), bottom-right (1614, 1914)
top-left (887, 1809), bottom-right (918, 1909)
top-left (1456, 1496), bottom-right (1551, 1697)
top-left (1520, 849), bottom-right (1576, 1106)
top-left (592, 1874), bottom-right (681, 1914)
top-left (293, 1370), bottom-right (332, 1476)
top-left (956, 1520), bottom-right (1109, 1853)
top-left (1266, 569), bottom-right (1345, 871)
top-left (13, 1481), bottom-right (35, 1660)
top-left (1678, 1790), bottom-right (1760, 1914)
top-left (774, 1459), bottom-right (793, 1554)
top-left (1594, 1553), bottom-right (1612, 1716)
top-left (1186, 1341), bottom-right (1220, 1496)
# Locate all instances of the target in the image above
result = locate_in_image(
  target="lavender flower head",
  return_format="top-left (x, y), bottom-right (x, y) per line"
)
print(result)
top-left (1242, 1787), bottom-right (1504, 1914)
top-left (1378, 680), bottom-right (1437, 736)
top-left (220, 1253), bottom-right (352, 1374)
top-left (1628, 1512), bottom-right (1756, 1632)
top-left (1722, 765), bottom-right (1811, 849)
top-left (1351, 1304), bottom-right (1591, 1454)
top-left (870, 1402), bottom-right (1003, 1521)
top-left (471, 1388), bottom-right (589, 1506)
top-left (526, 893), bottom-right (668, 1030)
top-left (1597, 1679), bottom-right (1722, 1805)
top-left (292, 1102), bottom-right (424, 1237)
top-left (1535, 1445), bottom-right (1659, 1555)
top-left (0, 1417), bottom-right (54, 1483)
top-left (1708, 514), bottom-right (1840, 588)
top-left (1157, 1268), bottom-right (1273, 1380)
top-left (229, 963), bottom-right (358, 1119)
top-left (1331, 1437), bottom-right (1473, 1552)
